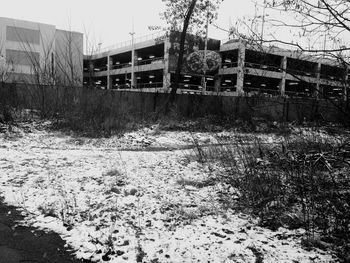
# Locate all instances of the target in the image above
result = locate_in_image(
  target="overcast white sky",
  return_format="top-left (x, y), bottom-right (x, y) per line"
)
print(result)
top-left (2, 0), bottom-right (345, 52)
top-left (0, 0), bottom-right (262, 49)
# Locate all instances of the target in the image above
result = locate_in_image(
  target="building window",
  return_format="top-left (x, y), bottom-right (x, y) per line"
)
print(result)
top-left (6, 26), bottom-right (40, 45)
top-left (6, 49), bottom-right (40, 67)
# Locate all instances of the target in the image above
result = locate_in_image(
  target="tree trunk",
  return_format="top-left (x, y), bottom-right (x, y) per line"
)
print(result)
top-left (167, 0), bottom-right (197, 108)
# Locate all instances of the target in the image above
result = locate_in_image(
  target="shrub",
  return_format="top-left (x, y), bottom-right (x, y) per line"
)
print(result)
top-left (192, 130), bottom-right (350, 257)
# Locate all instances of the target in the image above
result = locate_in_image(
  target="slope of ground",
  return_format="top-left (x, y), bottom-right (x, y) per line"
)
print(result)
top-left (0, 122), bottom-right (339, 262)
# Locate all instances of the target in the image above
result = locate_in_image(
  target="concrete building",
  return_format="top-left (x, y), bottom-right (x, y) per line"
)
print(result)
top-left (83, 31), bottom-right (221, 92)
top-left (0, 17), bottom-right (83, 86)
top-left (0, 17), bottom-right (346, 99)
top-left (219, 39), bottom-right (347, 100)
top-left (84, 32), bottom-right (348, 100)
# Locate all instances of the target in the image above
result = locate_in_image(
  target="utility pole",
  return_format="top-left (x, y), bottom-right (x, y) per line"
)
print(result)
top-left (202, 0), bottom-right (209, 92)
top-left (319, 0), bottom-right (330, 56)
top-left (323, 14), bottom-right (331, 57)
top-left (130, 18), bottom-right (135, 88)
top-left (261, 0), bottom-right (266, 44)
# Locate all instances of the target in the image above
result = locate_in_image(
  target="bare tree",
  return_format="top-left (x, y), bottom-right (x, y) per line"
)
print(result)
top-left (220, 0), bottom-right (350, 124)
top-left (0, 47), bottom-right (15, 122)
top-left (81, 25), bottom-right (100, 89)
top-left (2, 23), bottom-right (84, 118)
top-left (0, 49), bottom-right (14, 84)
top-left (54, 29), bottom-right (84, 87)
top-left (161, 0), bottom-right (224, 104)
top-left (263, 1), bottom-right (349, 50)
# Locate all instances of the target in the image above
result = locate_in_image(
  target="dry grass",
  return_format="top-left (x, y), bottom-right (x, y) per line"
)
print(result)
top-left (191, 129), bottom-right (350, 260)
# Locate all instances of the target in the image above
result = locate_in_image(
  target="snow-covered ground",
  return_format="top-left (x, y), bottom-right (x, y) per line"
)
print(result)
top-left (0, 122), bottom-right (338, 262)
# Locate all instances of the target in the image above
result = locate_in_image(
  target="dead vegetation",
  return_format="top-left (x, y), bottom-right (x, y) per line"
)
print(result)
top-left (191, 125), bottom-right (350, 261)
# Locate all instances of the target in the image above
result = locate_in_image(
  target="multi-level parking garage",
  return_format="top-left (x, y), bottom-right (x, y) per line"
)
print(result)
top-left (219, 40), bottom-right (347, 100)
top-left (84, 32), bottom-right (348, 100)
top-left (83, 35), bottom-right (167, 90)
top-left (84, 31), bottom-right (221, 92)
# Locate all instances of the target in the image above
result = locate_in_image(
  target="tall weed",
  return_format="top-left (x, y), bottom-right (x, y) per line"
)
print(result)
top-left (192, 131), bottom-right (350, 257)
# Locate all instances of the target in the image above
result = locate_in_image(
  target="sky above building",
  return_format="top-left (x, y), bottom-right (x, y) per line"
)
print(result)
top-left (1, 0), bottom-right (345, 52)
top-left (0, 0), bottom-right (262, 49)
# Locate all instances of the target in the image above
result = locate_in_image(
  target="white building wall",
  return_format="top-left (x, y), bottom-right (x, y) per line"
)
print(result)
top-left (0, 17), bottom-right (83, 86)
top-left (0, 17), bottom-right (56, 79)
top-left (55, 29), bottom-right (83, 86)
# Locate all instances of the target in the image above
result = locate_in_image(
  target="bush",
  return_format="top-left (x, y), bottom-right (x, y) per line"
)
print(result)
top-left (193, 130), bottom-right (350, 258)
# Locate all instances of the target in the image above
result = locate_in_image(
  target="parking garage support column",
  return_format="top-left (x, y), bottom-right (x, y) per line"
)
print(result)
top-left (107, 55), bottom-right (112, 89)
top-left (88, 60), bottom-right (94, 86)
top-left (214, 76), bottom-right (221, 92)
top-left (343, 67), bottom-right (348, 102)
top-left (131, 50), bottom-right (138, 88)
top-left (163, 38), bottom-right (171, 90)
top-left (279, 56), bottom-right (287, 96)
top-left (315, 62), bottom-right (322, 98)
top-left (236, 42), bottom-right (245, 95)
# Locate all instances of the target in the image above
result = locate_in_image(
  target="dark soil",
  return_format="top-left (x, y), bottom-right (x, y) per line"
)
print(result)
top-left (0, 198), bottom-right (90, 263)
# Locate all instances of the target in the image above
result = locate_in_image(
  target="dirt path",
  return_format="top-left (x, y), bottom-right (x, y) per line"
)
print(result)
top-left (0, 198), bottom-right (89, 263)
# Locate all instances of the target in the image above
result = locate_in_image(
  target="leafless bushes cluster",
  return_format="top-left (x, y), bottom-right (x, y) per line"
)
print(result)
top-left (0, 26), bottom-right (136, 135)
top-left (50, 88), bottom-right (131, 136)
top-left (0, 82), bottom-right (135, 136)
top-left (193, 129), bottom-right (350, 258)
